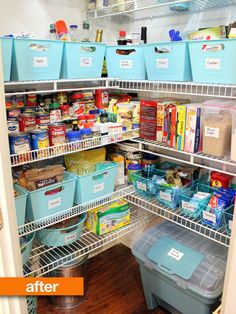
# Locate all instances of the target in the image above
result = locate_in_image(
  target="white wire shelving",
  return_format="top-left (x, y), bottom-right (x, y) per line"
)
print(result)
top-left (18, 185), bottom-right (135, 236)
top-left (125, 193), bottom-right (231, 247)
top-left (86, 0), bottom-right (236, 20)
top-left (23, 207), bottom-right (153, 277)
top-left (11, 129), bottom-right (139, 167)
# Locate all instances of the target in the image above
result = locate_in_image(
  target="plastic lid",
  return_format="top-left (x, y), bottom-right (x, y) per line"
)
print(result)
top-left (55, 20), bottom-right (68, 33)
top-left (78, 115), bottom-right (87, 120)
top-left (81, 128), bottom-right (92, 135)
top-left (87, 114), bottom-right (96, 119)
top-left (70, 25), bottom-right (78, 29)
top-left (83, 123), bottom-right (91, 129)
top-left (71, 93), bottom-right (84, 100)
top-left (119, 30), bottom-right (126, 37)
top-left (128, 164), bottom-right (143, 171)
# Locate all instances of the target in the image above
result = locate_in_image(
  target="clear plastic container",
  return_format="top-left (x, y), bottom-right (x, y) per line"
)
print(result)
top-left (202, 100), bottom-right (233, 158)
top-left (69, 25), bottom-right (79, 42)
top-left (231, 107), bottom-right (236, 161)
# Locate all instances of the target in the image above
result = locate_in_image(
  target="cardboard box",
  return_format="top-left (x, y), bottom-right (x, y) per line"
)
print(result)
top-left (185, 105), bottom-right (202, 153)
top-left (176, 105), bottom-right (187, 151)
top-left (140, 119), bottom-right (157, 141)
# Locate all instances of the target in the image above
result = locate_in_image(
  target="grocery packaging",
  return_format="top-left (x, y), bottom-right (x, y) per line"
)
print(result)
top-left (184, 105), bottom-right (202, 153)
top-left (231, 107), bottom-right (236, 161)
top-left (140, 100), bottom-right (157, 141)
top-left (176, 105), bottom-right (187, 151)
top-left (210, 171), bottom-right (232, 188)
top-left (117, 103), bottom-right (134, 130)
top-left (109, 153), bottom-right (125, 186)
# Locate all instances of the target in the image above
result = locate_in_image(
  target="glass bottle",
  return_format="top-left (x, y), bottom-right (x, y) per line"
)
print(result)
top-left (95, 30), bottom-right (103, 43)
top-left (72, 120), bottom-right (80, 131)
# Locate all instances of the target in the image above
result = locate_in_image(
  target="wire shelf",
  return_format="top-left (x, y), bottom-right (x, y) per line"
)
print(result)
top-left (125, 193), bottom-right (231, 247)
top-left (129, 138), bottom-right (236, 176)
top-left (18, 185), bottom-right (135, 236)
top-left (23, 208), bottom-right (153, 277)
top-left (11, 129), bottom-right (139, 167)
top-left (86, 0), bottom-right (236, 19)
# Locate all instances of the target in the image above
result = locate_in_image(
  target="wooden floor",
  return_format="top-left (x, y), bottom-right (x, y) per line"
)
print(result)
top-left (37, 244), bottom-right (169, 314)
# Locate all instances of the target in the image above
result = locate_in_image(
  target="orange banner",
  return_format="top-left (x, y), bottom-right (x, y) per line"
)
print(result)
top-left (0, 278), bottom-right (84, 296)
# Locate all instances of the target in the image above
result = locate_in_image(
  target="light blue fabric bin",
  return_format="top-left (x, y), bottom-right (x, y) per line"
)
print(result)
top-left (74, 163), bottom-right (118, 204)
top-left (36, 213), bottom-right (87, 247)
top-left (26, 172), bottom-right (76, 223)
top-left (189, 39), bottom-right (236, 84)
top-left (61, 42), bottom-right (106, 79)
top-left (14, 184), bottom-right (28, 227)
top-left (1, 37), bottom-right (13, 81)
top-left (143, 41), bottom-right (192, 81)
top-left (11, 39), bottom-right (64, 81)
top-left (106, 45), bottom-right (146, 80)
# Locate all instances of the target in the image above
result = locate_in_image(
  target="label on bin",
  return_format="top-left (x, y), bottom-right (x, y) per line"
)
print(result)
top-left (94, 182), bottom-right (104, 193)
top-left (65, 232), bottom-right (77, 244)
top-left (160, 191), bottom-right (171, 202)
top-left (80, 57), bottom-right (92, 67)
top-left (33, 57), bottom-right (48, 68)
top-left (205, 58), bottom-right (221, 70)
top-left (48, 197), bottom-right (61, 209)
top-left (156, 58), bottom-right (169, 69)
top-left (137, 181), bottom-right (147, 191)
top-left (119, 60), bottom-right (133, 69)
top-left (229, 220), bottom-right (233, 230)
top-left (182, 201), bottom-right (195, 213)
top-left (203, 211), bottom-right (216, 224)
top-left (205, 126), bottom-right (220, 138)
top-left (168, 248), bottom-right (184, 261)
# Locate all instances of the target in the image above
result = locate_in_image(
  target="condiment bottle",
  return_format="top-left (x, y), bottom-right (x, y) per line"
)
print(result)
top-left (50, 24), bottom-right (58, 40)
top-left (117, 30), bottom-right (127, 45)
top-left (141, 27), bottom-right (147, 44)
top-left (69, 25), bottom-right (79, 42)
top-left (95, 30), bottom-right (103, 43)
top-left (55, 20), bottom-right (70, 41)
top-left (72, 120), bottom-right (80, 131)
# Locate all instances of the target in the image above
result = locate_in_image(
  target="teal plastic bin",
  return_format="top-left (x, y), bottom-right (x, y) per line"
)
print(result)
top-left (36, 213), bottom-right (87, 247)
top-left (225, 207), bottom-right (233, 235)
top-left (27, 296), bottom-right (37, 314)
top-left (1, 37), bottom-right (13, 81)
top-left (14, 184), bottom-right (28, 227)
top-left (26, 172), bottom-right (76, 222)
top-left (189, 39), bottom-right (236, 84)
top-left (20, 232), bottom-right (35, 265)
top-left (74, 163), bottom-right (118, 204)
top-left (11, 39), bottom-right (64, 81)
top-left (61, 42), bottom-right (106, 79)
top-left (144, 41), bottom-right (192, 81)
top-left (106, 45), bottom-right (146, 80)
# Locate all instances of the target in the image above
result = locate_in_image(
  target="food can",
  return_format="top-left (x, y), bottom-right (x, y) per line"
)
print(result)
top-left (5, 96), bottom-right (13, 109)
top-left (58, 92), bottom-right (68, 105)
top-left (23, 108), bottom-right (36, 114)
top-left (36, 113), bottom-right (50, 128)
top-left (15, 95), bottom-right (25, 108)
top-left (127, 164), bottom-right (143, 184)
top-left (7, 121), bottom-right (19, 133)
top-left (19, 113), bottom-right (36, 132)
top-left (27, 94), bottom-right (37, 107)
top-left (50, 109), bottom-right (62, 122)
top-left (9, 132), bottom-right (31, 154)
top-left (48, 123), bottom-right (66, 146)
top-left (7, 109), bottom-right (22, 120)
top-left (30, 129), bottom-right (49, 150)
top-left (125, 151), bottom-right (143, 175)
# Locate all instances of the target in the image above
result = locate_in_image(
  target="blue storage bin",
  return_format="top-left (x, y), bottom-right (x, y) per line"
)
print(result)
top-left (189, 39), bottom-right (236, 84)
top-left (14, 184), bottom-right (28, 227)
top-left (106, 45), bottom-right (146, 80)
top-left (26, 172), bottom-right (76, 223)
top-left (202, 203), bottom-right (232, 230)
top-left (74, 163), bottom-right (118, 204)
top-left (11, 39), bottom-right (64, 81)
top-left (20, 232), bottom-right (35, 265)
top-left (36, 213), bottom-right (87, 247)
top-left (61, 42), bottom-right (106, 79)
top-left (27, 296), bottom-right (37, 314)
top-left (143, 41), bottom-right (192, 81)
top-left (225, 207), bottom-right (233, 235)
top-left (1, 37), bottom-right (13, 81)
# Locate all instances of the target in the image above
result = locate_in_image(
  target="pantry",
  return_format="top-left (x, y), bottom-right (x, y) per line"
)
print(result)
top-left (0, 1), bottom-right (236, 314)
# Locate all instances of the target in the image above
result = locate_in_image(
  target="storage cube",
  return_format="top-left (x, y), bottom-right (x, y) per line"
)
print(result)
top-left (189, 39), bottom-right (236, 84)
top-left (143, 42), bottom-right (192, 81)
top-left (74, 163), bottom-right (118, 204)
top-left (1, 37), bottom-right (13, 81)
top-left (25, 172), bottom-right (76, 222)
top-left (14, 184), bottom-right (28, 227)
top-left (61, 42), bottom-right (106, 79)
top-left (106, 45), bottom-right (146, 80)
top-left (132, 221), bottom-right (228, 314)
top-left (11, 39), bottom-right (64, 81)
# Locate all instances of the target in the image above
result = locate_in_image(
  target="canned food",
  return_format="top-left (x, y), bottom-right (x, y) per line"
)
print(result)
top-left (27, 94), bottom-right (37, 107)
top-left (23, 108), bottom-right (36, 114)
top-left (36, 113), bottom-right (50, 128)
top-left (5, 96), bottom-right (13, 109)
top-left (58, 92), bottom-right (68, 105)
top-left (48, 123), bottom-right (66, 146)
top-left (7, 109), bottom-right (22, 120)
top-left (9, 132), bottom-right (31, 155)
top-left (15, 95), bottom-right (25, 108)
top-left (50, 109), bottom-right (62, 122)
top-left (30, 129), bottom-right (49, 150)
top-left (7, 121), bottom-right (19, 133)
top-left (19, 114), bottom-right (36, 132)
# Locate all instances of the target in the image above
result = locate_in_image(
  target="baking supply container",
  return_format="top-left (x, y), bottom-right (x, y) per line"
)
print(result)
top-left (9, 132), bottom-right (31, 154)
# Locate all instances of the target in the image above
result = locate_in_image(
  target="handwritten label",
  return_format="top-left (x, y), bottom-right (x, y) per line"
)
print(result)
top-left (182, 201), bottom-right (195, 213)
top-left (205, 127), bottom-right (220, 139)
top-left (120, 60), bottom-right (133, 69)
top-left (205, 58), bottom-right (221, 70)
top-left (168, 248), bottom-right (184, 261)
top-left (80, 57), bottom-right (92, 67)
top-left (160, 191), bottom-right (171, 202)
top-left (203, 211), bottom-right (216, 224)
top-left (33, 57), bottom-right (48, 68)
top-left (137, 181), bottom-right (147, 192)
top-left (156, 58), bottom-right (169, 69)
top-left (94, 182), bottom-right (104, 193)
top-left (48, 197), bottom-right (61, 210)
top-left (65, 233), bottom-right (77, 244)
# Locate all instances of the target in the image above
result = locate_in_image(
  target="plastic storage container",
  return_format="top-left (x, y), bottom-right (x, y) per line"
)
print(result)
top-left (20, 232), bottom-right (35, 265)
top-left (231, 107), bottom-right (236, 161)
top-left (14, 184), bottom-right (28, 227)
top-left (106, 45), bottom-right (146, 80)
top-left (189, 39), bottom-right (236, 84)
top-left (25, 172), bottom-right (76, 222)
top-left (36, 213), bottom-right (87, 247)
top-left (202, 203), bottom-right (232, 230)
top-left (143, 41), bottom-right (192, 81)
top-left (224, 207), bottom-right (233, 235)
top-left (11, 39), bottom-right (64, 81)
top-left (132, 221), bottom-right (228, 314)
top-left (27, 296), bottom-right (37, 314)
top-left (74, 163), bottom-right (118, 204)
top-left (1, 37), bottom-right (13, 81)
top-left (61, 42), bottom-right (106, 79)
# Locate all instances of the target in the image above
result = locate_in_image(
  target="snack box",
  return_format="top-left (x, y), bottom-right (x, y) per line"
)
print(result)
top-left (176, 105), bottom-right (187, 151)
top-left (185, 105), bottom-right (202, 153)
top-left (85, 199), bottom-right (130, 235)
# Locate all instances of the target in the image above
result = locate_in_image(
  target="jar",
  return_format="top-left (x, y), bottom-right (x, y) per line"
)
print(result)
top-left (71, 93), bottom-right (85, 117)
top-left (60, 104), bottom-right (70, 120)
top-left (86, 114), bottom-right (96, 126)
top-left (100, 111), bottom-right (109, 123)
top-left (231, 107), bottom-right (236, 161)
top-left (202, 100), bottom-right (233, 158)
top-left (127, 164), bottom-right (143, 184)
top-left (78, 115), bottom-right (87, 127)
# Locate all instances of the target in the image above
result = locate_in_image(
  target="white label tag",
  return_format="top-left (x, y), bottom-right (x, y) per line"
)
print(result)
top-left (156, 58), bottom-right (169, 69)
top-left (229, 220), bottom-right (233, 230)
top-left (94, 182), bottom-right (104, 193)
top-left (160, 191), bottom-right (172, 202)
top-left (65, 232), bottom-right (77, 244)
top-left (182, 201), bottom-right (196, 213)
top-left (120, 60), bottom-right (133, 69)
top-left (137, 181), bottom-right (147, 191)
top-left (205, 58), bottom-right (221, 70)
top-left (203, 211), bottom-right (216, 224)
top-left (205, 127), bottom-right (220, 139)
top-left (48, 197), bottom-right (61, 209)
top-left (80, 57), bottom-right (92, 67)
top-left (168, 248), bottom-right (184, 261)
top-left (33, 56), bottom-right (48, 67)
